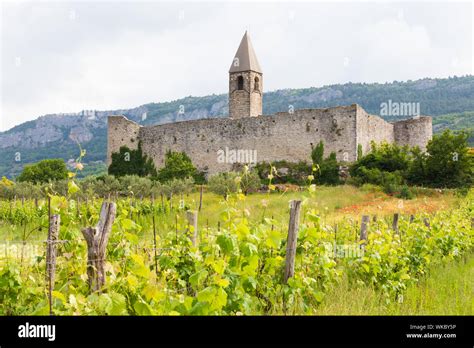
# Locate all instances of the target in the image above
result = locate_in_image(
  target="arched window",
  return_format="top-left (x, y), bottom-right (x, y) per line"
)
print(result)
top-left (237, 76), bottom-right (244, 90)
top-left (254, 76), bottom-right (260, 91)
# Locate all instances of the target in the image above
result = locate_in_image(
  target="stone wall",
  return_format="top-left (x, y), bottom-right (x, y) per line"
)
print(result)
top-left (355, 105), bottom-right (395, 157)
top-left (107, 104), bottom-right (433, 176)
top-left (137, 105), bottom-right (358, 175)
top-left (393, 116), bottom-right (432, 150)
top-left (107, 115), bottom-right (141, 166)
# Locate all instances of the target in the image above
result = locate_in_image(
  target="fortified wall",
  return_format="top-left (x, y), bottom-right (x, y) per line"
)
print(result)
top-left (107, 32), bottom-right (432, 176)
top-left (107, 104), bottom-right (432, 176)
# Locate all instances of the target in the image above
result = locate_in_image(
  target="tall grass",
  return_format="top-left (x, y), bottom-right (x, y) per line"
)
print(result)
top-left (316, 253), bottom-right (474, 315)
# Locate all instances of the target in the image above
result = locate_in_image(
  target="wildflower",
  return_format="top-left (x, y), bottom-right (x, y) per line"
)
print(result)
top-left (308, 184), bottom-right (316, 193)
top-left (267, 173), bottom-right (274, 180)
top-left (76, 162), bottom-right (84, 170)
top-left (308, 175), bottom-right (314, 181)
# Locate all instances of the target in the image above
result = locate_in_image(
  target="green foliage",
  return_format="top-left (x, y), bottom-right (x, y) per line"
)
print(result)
top-left (405, 147), bottom-right (428, 186)
top-left (357, 144), bottom-right (363, 160)
top-left (422, 130), bottom-right (473, 188)
top-left (239, 168), bottom-right (262, 195)
top-left (208, 172), bottom-right (240, 198)
top-left (317, 152), bottom-right (341, 185)
top-left (432, 111), bottom-right (474, 146)
top-left (157, 150), bottom-right (201, 183)
top-left (396, 185), bottom-right (414, 200)
top-left (17, 159), bottom-right (68, 184)
top-left (349, 142), bottom-right (409, 194)
top-left (255, 161), bottom-right (311, 186)
top-left (311, 141), bottom-right (324, 166)
top-left (108, 142), bottom-right (157, 177)
top-left (350, 136), bottom-right (473, 190)
top-left (351, 142), bottom-right (411, 174)
top-left (257, 147), bottom-right (342, 187)
top-left (0, 186), bottom-right (472, 315)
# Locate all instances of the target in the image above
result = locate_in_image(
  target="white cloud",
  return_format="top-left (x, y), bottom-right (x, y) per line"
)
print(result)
top-left (0, 1), bottom-right (472, 131)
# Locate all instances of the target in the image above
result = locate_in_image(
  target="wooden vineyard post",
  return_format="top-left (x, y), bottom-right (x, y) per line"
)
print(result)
top-left (152, 214), bottom-right (158, 273)
top-left (151, 194), bottom-right (158, 273)
top-left (186, 210), bottom-right (198, 247)
top-left (284, 200), bottom-right (302, 284)
top-left (392, 213), bottom-right (399, 233)
top-left (175, 214), bottom-right (179, 242)
top-left (373, 215), bottom-right (377, 223)
top-left (199, 185), bottom-right (203, 211)
top-left (409, 215), bottom-right (415, 223)
top-left (46, 214), bottom-right (60, 316)
top-left (360, 215), bottom-right (370, 249)
top-left (81, 202), bottom-right (117, 292)
top-left (76, 197), bottom-right (81, 217)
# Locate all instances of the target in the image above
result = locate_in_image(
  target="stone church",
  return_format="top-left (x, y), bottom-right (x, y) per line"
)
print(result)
top-left (107, 32), bottom-right (432, 175)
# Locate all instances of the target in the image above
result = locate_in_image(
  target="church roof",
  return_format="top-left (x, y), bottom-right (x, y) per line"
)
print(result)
top-left (229, 31), bottom-right (262, 74)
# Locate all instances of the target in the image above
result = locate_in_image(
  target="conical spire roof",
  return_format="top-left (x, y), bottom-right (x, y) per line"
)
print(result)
top-left (229, 31), bottom-right (262, 74)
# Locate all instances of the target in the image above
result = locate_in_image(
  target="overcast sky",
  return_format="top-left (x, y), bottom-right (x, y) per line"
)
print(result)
top-left (1, 0), bottom-right (472, 131)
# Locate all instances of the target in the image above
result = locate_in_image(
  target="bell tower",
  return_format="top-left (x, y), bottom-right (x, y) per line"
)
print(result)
top-left (229, 31), bottom-right (263, 119)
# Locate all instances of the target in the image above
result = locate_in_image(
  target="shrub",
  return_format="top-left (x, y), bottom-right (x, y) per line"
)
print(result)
top-left (208, 172), bottom-right (240, 198)
top-left (161, 177), bottom-right (195, 197)
top-left (240, 168), bottom-right (262, 195)
top-left (118, 175), bottom-right (153, 197)
top-left (311, 141), bottom-right (324, 165)
top-left (93, 175), bottom-right (121, 197)
top-left (317, 152), bottom-right (341, 185)
top-left (351, 142), bottom-right (411, 174)
top-left (422, 130), bottom-right (473, 188)
top-left (255, 161), bottom-right (311, 186)
top-left (17, 159), bottom-right (68, 184)
top-left (396, 185), bottom-right (414, 200)
top-left (157, 150), bottom-right (199, 183)
top-left (360, 183), bottom-right (383, 193)
top-left (405, 146), bottom-right (428, 186)
top-left (357, 144), bottom-right (363, 160)
top-left (108, 142), bottom-right (157, 177)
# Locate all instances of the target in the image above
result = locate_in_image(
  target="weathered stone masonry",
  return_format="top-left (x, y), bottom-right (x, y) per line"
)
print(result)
top-left (107, 32), bottom-right (432, 176)
top-left (107, 106), bottom-right (432, 175)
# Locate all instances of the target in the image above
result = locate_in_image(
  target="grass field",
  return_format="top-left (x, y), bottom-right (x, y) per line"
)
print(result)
top-left (147, 185), bottom-right (461, 236)
top-left (317, 252), bottom-right (474, 315)
top-left (0, 185), bottom-right (471, 315)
